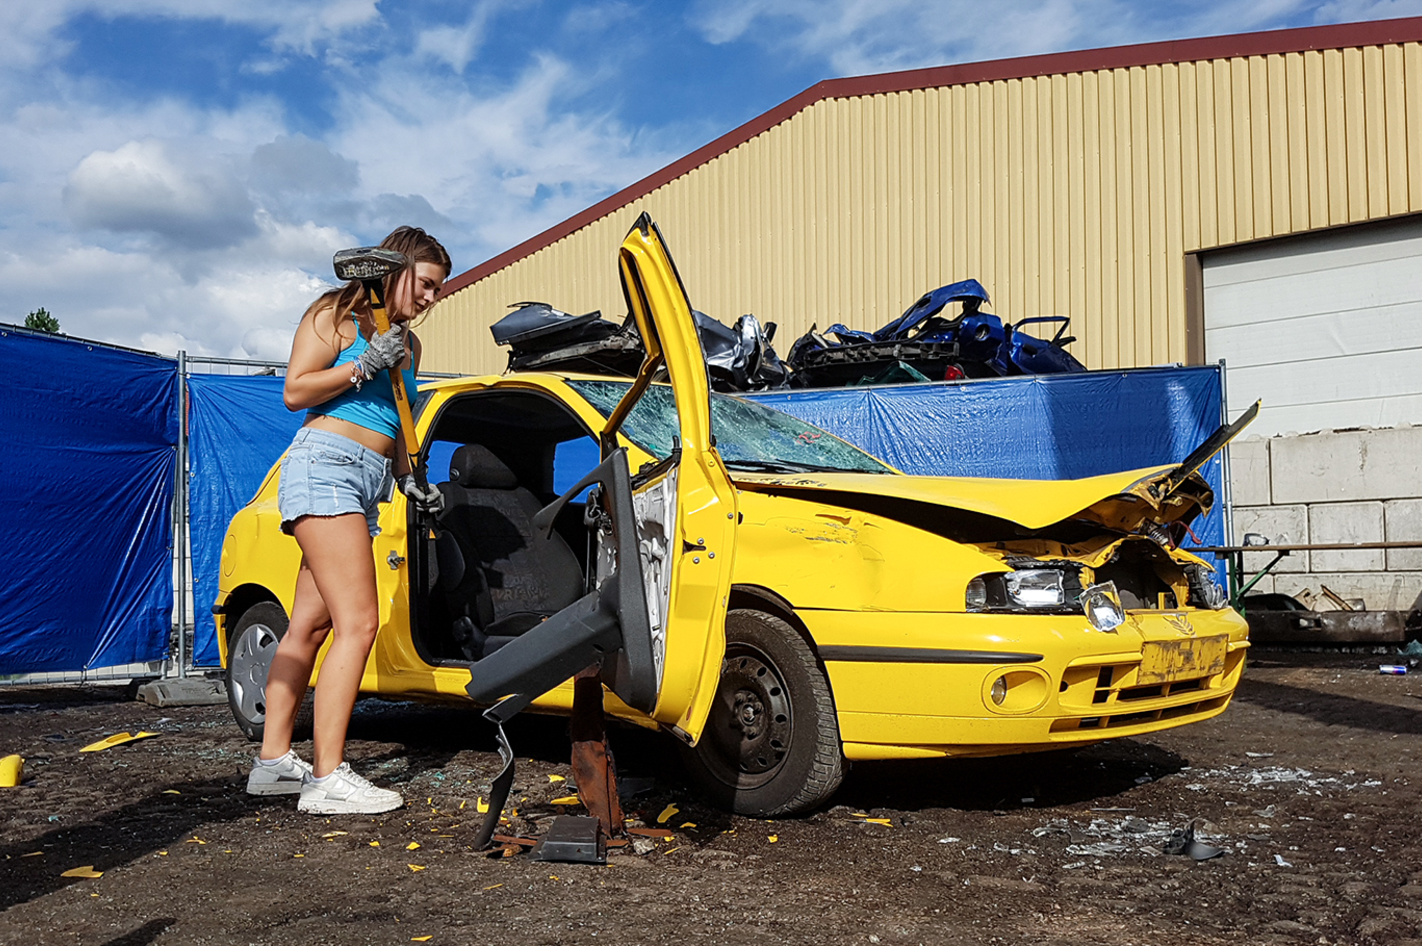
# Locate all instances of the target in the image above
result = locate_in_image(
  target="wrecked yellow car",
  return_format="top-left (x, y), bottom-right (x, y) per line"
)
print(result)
top-left (217, 215), bottom-right (1248, 816)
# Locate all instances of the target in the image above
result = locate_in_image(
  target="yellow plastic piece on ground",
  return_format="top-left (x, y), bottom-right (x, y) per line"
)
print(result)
top-left (369, 841), bottom-right (380, 847)
top-left (768, 835), bottom-right (778, 843)
top-left (408, 864), bottom-right (425, 871)
top-left (679, 822), bottom-right (696, 828)
top-left (412, 938), bottom-right (433, 942)
top-left (79, 732), bottom-right (159, 752)
top-left (61, 866), bottom-right (103, 878)
top-left (550, 796), bottom-right (581, 805)
top-left (656, 804), bottom-right (679, 824)
top-left (482, 883), bottom-right (503, 890)
top-left (860, 817), bottom-right (893, 826)
top-left (406, 842), bottom-right (420, 851)
top-left (547, 774), bottom-right (565, 782)
top-left (186, 837), bottom-right (206, 844)
top-left (161, 789), bottom-right (179, 795)
top-left (0, 754), bottom-right (22, 786)
top-left (476, 797), bottom-right (489, 813)
top-left (321, 831), bottom-right (347, 839)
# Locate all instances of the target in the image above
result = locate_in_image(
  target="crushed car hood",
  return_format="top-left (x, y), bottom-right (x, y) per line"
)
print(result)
top-left (730, 464), bottom-right (1208, 533)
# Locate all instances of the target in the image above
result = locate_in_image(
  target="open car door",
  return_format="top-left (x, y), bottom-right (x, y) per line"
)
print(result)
top-left (598, 213), bottom-right (739, 744)
top-left (460, 213), bottom-right (736, 740)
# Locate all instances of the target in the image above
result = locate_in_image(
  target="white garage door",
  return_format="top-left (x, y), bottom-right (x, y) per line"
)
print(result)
top-left (1203, 215), bottom-right (1422, 438)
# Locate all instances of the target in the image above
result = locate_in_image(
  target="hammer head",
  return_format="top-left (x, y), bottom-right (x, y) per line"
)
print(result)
top-left (333, 247), bottom-right (409, 283)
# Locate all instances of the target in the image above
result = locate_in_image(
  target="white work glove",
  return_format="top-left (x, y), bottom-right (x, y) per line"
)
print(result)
top-left (398, 474), bottom-right (445, 515)
top-left (356, 323), bottom-right (406, 380)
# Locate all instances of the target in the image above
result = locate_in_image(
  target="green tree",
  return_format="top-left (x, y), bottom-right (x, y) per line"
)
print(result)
top-left (24, 307), bottom-right (60, 334)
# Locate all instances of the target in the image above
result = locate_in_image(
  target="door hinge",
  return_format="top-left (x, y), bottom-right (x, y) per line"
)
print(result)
top-left (387, 551), bottom-right (406, 570)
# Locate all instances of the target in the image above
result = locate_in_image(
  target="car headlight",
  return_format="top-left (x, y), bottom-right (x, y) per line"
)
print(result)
top-left (1186, 564), bottom-right (1229, 610)
top-left (1005, 569), bottom-right (1066, 608)
top-left (966, 567), bottom-right (1081, 612)
top-left (1082, 581), bottom-right (1125, 632)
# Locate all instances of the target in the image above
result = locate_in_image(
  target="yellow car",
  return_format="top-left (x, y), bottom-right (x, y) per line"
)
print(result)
top-left (217, 215), bottom-right (1249, 816)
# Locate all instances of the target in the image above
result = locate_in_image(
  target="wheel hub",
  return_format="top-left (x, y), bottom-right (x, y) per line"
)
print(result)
top-left (708, 649), bottom-right (793, 779)
top-left (229, 623), bottom-right (278, 724)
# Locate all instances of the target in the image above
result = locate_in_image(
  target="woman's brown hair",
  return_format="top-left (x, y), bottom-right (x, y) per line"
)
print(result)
top-left (304, 226), bottom-right (452, 334)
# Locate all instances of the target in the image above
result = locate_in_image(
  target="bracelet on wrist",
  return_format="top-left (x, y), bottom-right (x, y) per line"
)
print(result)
top-left (349, 363), bottom-right (364, 391)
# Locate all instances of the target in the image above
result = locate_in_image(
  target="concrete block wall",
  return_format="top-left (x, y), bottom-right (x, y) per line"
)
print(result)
top-left (1227, 426), bottom-right (1422, 611)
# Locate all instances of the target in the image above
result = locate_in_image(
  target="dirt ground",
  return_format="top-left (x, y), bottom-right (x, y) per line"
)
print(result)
top-left (3, 650), bottom-right (1422, 946)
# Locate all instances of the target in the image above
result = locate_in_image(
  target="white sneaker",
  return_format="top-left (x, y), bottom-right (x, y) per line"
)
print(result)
top-left (246, 750), bottom-right (313, 796)
top-left (298, 763), bottom-right (403, 815)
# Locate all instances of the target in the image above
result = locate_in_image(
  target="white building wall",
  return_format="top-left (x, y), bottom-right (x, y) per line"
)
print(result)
top-left (1229, 426), bottom-right (1422, 611)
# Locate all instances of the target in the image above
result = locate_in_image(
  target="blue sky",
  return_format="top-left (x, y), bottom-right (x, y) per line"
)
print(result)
top-left (2, 0), bottom-right (1418, 358)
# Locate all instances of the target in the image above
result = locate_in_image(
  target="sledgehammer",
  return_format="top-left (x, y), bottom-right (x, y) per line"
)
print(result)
top-left (332, 247), bottom-right (426, 490)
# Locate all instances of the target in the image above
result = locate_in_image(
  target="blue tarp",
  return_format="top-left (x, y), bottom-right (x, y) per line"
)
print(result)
top-left (187, 375), bottom-right (303, 666)
top-left (0, 331), bottom-right (177, 673)
top-left (746, 366), bottom-right (1227, 563)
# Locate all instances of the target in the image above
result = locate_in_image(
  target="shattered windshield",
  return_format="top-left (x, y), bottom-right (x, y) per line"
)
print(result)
top-left (567, 379), bottom-right (894, 475)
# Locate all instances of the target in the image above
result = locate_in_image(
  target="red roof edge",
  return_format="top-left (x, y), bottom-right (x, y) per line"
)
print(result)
top-left (441, 16), bottom-right (1422, 297)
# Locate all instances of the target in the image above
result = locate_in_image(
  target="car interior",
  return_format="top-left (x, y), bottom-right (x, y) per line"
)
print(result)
top-left (408, 388), bottom-right (603, 667)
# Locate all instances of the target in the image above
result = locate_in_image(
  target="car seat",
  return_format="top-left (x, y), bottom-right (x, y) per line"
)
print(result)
top-left (435, 444), bottom-right (585, 660)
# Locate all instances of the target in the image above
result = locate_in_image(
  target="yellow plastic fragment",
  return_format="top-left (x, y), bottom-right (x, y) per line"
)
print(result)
top-left (293, 854), bottom-right (304, 858)
top-left (482, 883), bottom-right (503, 891)
top-left (412, 938), bottom-right (433, 942)
top-left (369, 841), bottom-right (380, 847)
top-left (61, 866), bottom-right (103, 878)
top-left (321, 831), bottom-right (348, 839)
top-left (2, 754), bottom-right (26, 786)
top-left (547, 774), bottom-right (565, 783)
top-left (662, 847), bottom-right (680, 855)
top-left (408, 864), bottom-right (425, 872)
top-left (406, 842), bottom-right (420, 851)
top-left (549, 875), bottom-right (560, 881)
top-left (157, 851), bottom-right (167, 856)
top-left (768, 835), bottom-right (778, 843)
top-left (860, 818), bottom-right (893, 826)
top-left (161, 790), bottom-right (180, 795)
top-left (679, 822), bottom-right (697, 829)
top-left (186, 837), bottom-right (206, 845)
top-left (79, 732), bottom-right (159, 752)
top-left (476, 798), bottom-right (489, 813)
top-left (656, 804), bottom-right (679, 824)
top-left (551, 796), bottom-right (581, 806)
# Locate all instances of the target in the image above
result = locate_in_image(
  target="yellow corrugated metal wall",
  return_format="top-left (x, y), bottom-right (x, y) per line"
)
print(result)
top-left (422, 43), bottom-right (1422, 376)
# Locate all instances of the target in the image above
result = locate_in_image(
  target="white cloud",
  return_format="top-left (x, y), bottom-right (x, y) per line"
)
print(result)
top-left (687, 0), bottom-right (1330, 75)
top-left (64, 140), bottom-right (258, 247)
top-left (415, 0), bottom-right (519, 73)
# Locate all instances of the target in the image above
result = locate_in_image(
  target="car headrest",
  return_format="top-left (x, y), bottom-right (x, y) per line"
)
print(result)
top-left (449, 444), bottom-right (519, 490)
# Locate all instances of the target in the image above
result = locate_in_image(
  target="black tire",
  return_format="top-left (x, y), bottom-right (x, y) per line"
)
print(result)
top-left (679, 609), bottom-right (844, 816)
top-left (225, 601), bottom-right (313, 742)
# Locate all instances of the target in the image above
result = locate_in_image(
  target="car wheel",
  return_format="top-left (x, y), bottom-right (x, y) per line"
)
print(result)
top-left (225, 601), bottom-right (312, 742)
top-left (679, 609), bottom-right (844, 816)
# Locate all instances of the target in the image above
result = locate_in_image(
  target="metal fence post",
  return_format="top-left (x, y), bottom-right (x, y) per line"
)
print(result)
top-left (1217, 357), bottom-right (1235, 599)
top-left (176, 350), bottom-right (188, 679)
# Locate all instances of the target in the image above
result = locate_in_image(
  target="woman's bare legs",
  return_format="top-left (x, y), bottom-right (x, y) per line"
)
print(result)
top-left (259, 512), bottom-right (380, 777)
top-left (258, 561), bottom-right (329, 761)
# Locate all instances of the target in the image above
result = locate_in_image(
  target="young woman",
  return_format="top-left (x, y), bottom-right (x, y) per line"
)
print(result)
top-left (245, 226), bottom-right (451, 815)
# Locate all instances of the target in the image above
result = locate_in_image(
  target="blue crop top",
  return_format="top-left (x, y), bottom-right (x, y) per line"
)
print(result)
top-left (306, 319), bottom-right (418, 439)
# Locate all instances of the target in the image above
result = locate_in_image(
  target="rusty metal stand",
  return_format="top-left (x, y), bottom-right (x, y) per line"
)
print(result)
top-left (569, 666), bottom-right (624, 837)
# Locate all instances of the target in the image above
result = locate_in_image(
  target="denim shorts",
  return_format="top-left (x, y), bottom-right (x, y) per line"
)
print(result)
top-left (278, 428), bottom-right (394, 537)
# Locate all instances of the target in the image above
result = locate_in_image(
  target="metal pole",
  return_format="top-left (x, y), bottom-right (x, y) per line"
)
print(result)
top-left (176, 350), bottom-right (188, 679)
top-left (1217, 358), bottom-right (1236, 599)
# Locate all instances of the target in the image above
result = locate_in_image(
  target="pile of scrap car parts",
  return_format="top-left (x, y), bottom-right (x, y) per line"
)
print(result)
top-left (784, 278), bottom-right (1084, 387)
top-left (488, 278), bottom-right (1084, 392)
